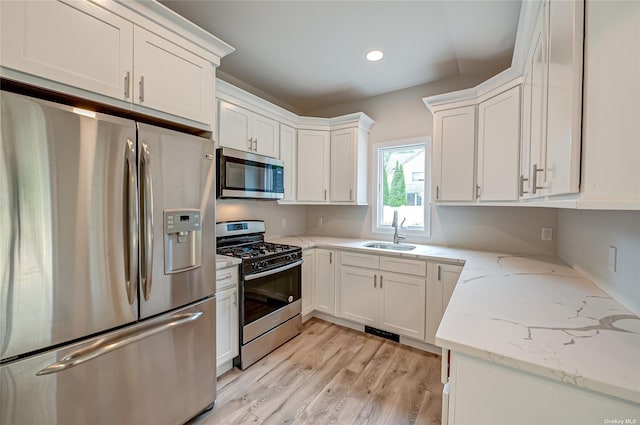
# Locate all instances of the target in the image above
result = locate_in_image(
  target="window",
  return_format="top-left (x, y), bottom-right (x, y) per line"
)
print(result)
top-left (372, 137), bottom-right (431, 237)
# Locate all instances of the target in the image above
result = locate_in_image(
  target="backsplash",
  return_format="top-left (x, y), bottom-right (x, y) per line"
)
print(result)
top-left (215, 199), bottom-right (307, 240)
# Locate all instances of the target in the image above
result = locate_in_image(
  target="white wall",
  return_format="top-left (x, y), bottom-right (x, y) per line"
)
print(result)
top-left (306, 76), bottom-right (558, 256)
top-left (216, 200), bottom-right (307, 240)
top-left (557, 209), bottom-right (640, 315)
top-left (306, 205), bottom-right (557, 256)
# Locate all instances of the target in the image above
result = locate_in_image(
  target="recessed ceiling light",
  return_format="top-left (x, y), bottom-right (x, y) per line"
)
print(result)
top-left (366, 50), bottom-right (384, 62)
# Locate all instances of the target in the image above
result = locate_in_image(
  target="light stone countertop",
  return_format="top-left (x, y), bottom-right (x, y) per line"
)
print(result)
top-left (216, 254), bottom-right (241, 270)
top-left (269, 235), bottom-right (640, 404)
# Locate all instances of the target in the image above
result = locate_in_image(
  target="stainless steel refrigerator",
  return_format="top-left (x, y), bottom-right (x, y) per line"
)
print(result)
top-left (0, 90), bottom-right (217, 424)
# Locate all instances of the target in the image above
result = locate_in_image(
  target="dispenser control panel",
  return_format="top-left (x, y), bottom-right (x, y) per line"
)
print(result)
top-left (164, 210), bottom-right (200, 235)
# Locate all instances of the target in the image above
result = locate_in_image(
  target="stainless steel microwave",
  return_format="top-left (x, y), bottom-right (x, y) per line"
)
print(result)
top-left (216, 147), bottom-right (284, 200)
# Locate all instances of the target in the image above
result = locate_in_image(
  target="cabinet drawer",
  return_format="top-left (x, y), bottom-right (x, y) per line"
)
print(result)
top-left (379, 256), bottom-right (426, 277)
top-left (216, 266), bottom-right (238, 292)
top-left (340, 251), bottom-right (379, 269)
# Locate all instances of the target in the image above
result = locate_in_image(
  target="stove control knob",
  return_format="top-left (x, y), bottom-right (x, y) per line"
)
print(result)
top-left (261, 261), bottom-right (269, 268)
top-left (288, 296), bottom-right (293, 303)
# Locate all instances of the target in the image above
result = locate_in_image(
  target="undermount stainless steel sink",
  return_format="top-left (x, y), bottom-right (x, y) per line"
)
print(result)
top-left (363, 242), bottom-right (416, 251)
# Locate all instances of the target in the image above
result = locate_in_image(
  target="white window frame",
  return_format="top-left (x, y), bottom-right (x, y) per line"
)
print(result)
top-left (371, 136), bottom-right (432, 239)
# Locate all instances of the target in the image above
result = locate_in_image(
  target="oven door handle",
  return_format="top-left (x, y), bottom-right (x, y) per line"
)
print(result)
top-left (243, 259), bottom-right (303, 281)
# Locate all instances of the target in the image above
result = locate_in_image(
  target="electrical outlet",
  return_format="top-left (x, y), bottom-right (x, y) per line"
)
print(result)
top-left (608, 246), bottom-right (617, 272)
top-left (317, 216), bottom-right (323, 226)
top-left (281, 218), bottom-right (287, 228)
top-left (541, 227), bottom-right (553, 241)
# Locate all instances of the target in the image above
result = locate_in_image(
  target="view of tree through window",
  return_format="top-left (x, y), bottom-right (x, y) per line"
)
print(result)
top-left (378, 144), bottom-right (425, 229)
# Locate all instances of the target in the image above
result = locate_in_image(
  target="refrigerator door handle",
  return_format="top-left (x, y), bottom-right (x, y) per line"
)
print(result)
top-left (124, 139), bottom-right (139, 305)
top-left (36, 311), bottom-right (203, 376)
top-left (140, 142), bottom-right (154, 301)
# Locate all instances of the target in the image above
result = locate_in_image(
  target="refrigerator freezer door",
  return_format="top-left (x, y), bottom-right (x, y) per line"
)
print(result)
top-left (0, 297), bottom-right (216, 425)
top-left (0, 91), bottom-right (138, 361)
top-left (137, 123), bottom-right (216, 318)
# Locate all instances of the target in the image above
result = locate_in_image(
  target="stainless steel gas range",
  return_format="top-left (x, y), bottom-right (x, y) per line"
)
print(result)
top-left (216, 221), bottom-right (302, 369)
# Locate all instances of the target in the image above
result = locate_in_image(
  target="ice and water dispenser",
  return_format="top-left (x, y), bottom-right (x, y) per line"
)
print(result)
top-left (163, 209), bottom-right (202, 274)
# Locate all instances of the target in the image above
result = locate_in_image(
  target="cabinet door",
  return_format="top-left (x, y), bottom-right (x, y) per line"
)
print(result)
top-left (301, 249), bottom-right (315, 315)
top-left (339, 266), bottom-right (377, 325)
top-left (216, 287), bottom-right (239, 368)
top-left (477, 86), bottom-right (521, 201)
top-left (330, 128), bottom-right (356, 202)
top-left (133, 26), bottom-right (213, 124)
top-left (314, 249), bottom-right (335, 315)
top-left (545, 0), bottom-right (583, 196)
top-left (218, 100), bottom-right (252, 151)
top-left (426, 263), bottom-right (462, 345)
top-left (279, 124), bottom-right (297, 202)
top-left (528, 4), bottom-right (549, 197)
top-left (297, 130), bottom-right (330, 202)
top-left (380, 272), bottom-right (426, 340)
top-left (0, 1), bottom-right (133, 101)
top-left (433, 106), bottom-right (476, 201)
top-left (252, 114), bottom-right (280, 158)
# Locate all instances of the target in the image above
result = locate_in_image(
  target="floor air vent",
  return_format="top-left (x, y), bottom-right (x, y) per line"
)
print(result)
top-left (364, 326), bottom-right (399, 342)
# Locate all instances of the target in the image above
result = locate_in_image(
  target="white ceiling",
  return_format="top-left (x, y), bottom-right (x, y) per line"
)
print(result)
top-left (160, 1), bottom-right (522, 114)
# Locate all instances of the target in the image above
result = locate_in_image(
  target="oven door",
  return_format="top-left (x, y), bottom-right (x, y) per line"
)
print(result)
top-left (217, 148), bottom-right (284, 200)
top-left (241, 260), bottom-right (302, 344)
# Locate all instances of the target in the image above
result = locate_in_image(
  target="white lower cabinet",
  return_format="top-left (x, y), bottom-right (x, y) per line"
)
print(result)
top-left (301, 249), bottom-right (315, 316)
top-left (215, 266), bottom-right (239, 376)
top-left (313, 249), bottom-right (336, 315)
top-left (339, 252), bottom-right (427, 340)
top-left (445, 352), bottom-right (638, 425)
top-left (425, 262), bottom-right (463, 345)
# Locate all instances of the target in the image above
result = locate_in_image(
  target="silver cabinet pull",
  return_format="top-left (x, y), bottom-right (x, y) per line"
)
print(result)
top-left (437, 265), bottom-right (441, 281)
top-left (124, 71), bottom-right (130, 99)
top-left (531, 164), bottom-right (544, 195)
top-left (140, 142), bottom-right (154, 301)
top-left (139, 76), bottom-right (144, 102)
top-left (436, 185), bottom-right (440, 200)
top-left (253, 138), bottom-right (258, 151)
top-left (329, 252), bottom-right (332, 264)
top-left (380, 275), bottom-right (383, 289)
top-left (350, 189), bottom-right (353, 201)
top-left (124, 139), bottom-right (138, 305)
top-left (36, 312), bottom-right (202, 376)
top-left (374, 274), bottom-right (377, 288)
top-left (248, 138), bottom-right (253, 150)
top-left (324, 189), bottom-right (327, 200)
top-left (476, 185), bottom-right (481, 199)
top-left (232, 291), bottom-right (237, 307)
top-left (217, 272), bottom-right (233, 282)
top-left (519, 174), bottom-right (529, 196)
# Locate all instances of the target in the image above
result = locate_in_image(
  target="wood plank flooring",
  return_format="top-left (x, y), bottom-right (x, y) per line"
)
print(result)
top-left (190, 318), bottom-right (442, 425)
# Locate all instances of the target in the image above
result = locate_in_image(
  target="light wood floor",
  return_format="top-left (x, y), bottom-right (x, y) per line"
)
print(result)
top-left (191, 318), bottom-right (443, 425)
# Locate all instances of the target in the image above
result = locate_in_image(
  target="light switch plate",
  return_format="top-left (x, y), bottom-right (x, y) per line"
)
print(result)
top-left (608, 246), bottom-right (617, 272)
top-left (541, 227), bottom-right (553, 241)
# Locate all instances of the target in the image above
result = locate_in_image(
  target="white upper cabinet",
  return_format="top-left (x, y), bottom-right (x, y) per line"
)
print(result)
top-left (433, 106), bottom-right (477, 202)
top-left (477, 86), bottom-right (521, 201)
top-left (297, 130), bottom-right (331, 203)
top-left (330, 127), bottom-right (368, 204)
top-left (0, 1), bottom-right (231, 128)
top-left (545, 0), bottom-right (583, 196)
top-left (279, 124), bottom-right (297, 202)
top-left (527, 3), bottom-right (549, 197)
top-left (218, 100), bottom-right (279, 157)
top-left (1, 1), bottom-right (133, 101)
top-left (133, 27), bottom-right (213, 124)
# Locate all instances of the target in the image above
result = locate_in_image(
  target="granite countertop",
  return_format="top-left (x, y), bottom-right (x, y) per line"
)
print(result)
top-left (269, 235), bottom-right (640, 404)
